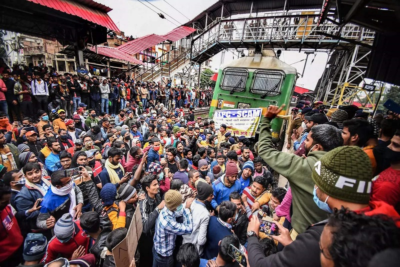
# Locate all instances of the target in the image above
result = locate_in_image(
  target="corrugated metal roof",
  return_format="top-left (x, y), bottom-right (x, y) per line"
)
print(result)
top-left (118, 26), bottom-right (195, 55)
top-left (161, 26), bottom-right (196, 42)
top-left (90, 46), bottom-right (143, 65)
top-left (118, 34), bottom-right (166, 55)
top-left (27, 0), bottom-right (119, 32)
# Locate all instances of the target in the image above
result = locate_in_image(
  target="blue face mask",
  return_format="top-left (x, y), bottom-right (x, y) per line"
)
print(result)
top-left (313, 187), bottom-right (332, 213)
top-left (158, 172), bottom-right (164, 181)
top-left (214, 140), bottom-right (218, 145)
top-left (42, 115), bottom-right (49, 121)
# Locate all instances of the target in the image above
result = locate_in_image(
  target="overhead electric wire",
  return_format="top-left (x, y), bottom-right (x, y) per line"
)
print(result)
top-left (163, 0), bottom-right (191, 21)
top-left (135, 0), bottom-right (179, 27)
top-left (141, 0), bottom-right (184, 26)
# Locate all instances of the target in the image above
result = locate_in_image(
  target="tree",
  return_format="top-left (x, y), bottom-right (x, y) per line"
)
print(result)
top-left (380, 85), bottom-right (400, 111)
top-left (200, 69), bottom-right (216, 89)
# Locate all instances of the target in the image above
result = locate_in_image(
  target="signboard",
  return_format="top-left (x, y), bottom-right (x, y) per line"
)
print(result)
top-left (363, 84), bottom-right (376, 91)
top-left (213, 108), bottom-right (262, 138)
top-left (112, 208), bottom-right (143, 267)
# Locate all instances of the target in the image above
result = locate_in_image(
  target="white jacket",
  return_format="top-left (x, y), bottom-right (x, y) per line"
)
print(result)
top-left (182, 200), bottom-right (210, 255)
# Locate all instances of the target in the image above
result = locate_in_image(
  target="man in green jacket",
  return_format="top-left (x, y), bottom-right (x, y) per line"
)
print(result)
top-left (258, 105), bottom-right (343, 236)
top-left (85, 109), bottom-right (99, 129)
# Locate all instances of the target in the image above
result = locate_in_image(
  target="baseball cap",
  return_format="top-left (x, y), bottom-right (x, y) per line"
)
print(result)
top-left (57, 109), bottom-right (66, 114)
top-left (301, 107), bottom-right (313, 114)
top-left (78, 103), bottom-right (87, 108)
top-left (305, 113), bottom-right (328, 124)
top-left (26, 131), bottom-right (37, 137)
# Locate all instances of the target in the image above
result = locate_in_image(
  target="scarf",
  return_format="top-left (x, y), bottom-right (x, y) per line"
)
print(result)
top-left (25, 177), bottom-right (51, 196)
top-left (51, 181), bottom-right (76, 218)
top-left (105, 159), bottom-right (125, 184)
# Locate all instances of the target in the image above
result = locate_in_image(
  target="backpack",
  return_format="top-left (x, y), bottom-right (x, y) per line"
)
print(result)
top-left (99, 206), bottom-right (118, 230)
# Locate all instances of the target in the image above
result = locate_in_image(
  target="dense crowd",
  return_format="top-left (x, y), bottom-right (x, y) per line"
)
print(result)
top-left (0, 68), bottom-right (400, 267)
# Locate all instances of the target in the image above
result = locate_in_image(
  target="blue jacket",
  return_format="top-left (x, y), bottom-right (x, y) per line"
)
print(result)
top-left (130, 130), bottom-right (143, 142)
top-left (211, 175), bottom-right (242, 209)
top-left (114, 116), bottom-right (125, 126)
top-left (98, 165), bottom-right (124, 187)
top-left (39, 188), bottom-right (70, 215)
top-left (146, 148), bottom-right (160, 170)
top-left (203, 216), bottom-right (233, 260)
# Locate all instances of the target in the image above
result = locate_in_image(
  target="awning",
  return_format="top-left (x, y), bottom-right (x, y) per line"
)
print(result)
top-left (118, 34), bottom-right (166, 56)
top-left (162, 26), bottom-right (196, 42)
top-left (294, 86), bottom-right (311, 94)
top-left (90, 46), bottom-right (143, 65)
top-left (210, 73), bottom-right (218, 82)
top-left (27, 0), bottom-right (119, 32)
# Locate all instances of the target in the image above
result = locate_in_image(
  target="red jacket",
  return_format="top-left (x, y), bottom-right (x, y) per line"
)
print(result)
top-left (371, 167), bottom-right (400, 210)
top-left (357, 201), bottom-right (400, 227)
top-left (41, 221), bottom-right (89, 263)
top-left (0, 205), bottom-right (23, 261)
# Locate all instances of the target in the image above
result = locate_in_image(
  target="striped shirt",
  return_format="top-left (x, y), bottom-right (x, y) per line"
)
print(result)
top-left (154, 207), bottom-right (193, 257)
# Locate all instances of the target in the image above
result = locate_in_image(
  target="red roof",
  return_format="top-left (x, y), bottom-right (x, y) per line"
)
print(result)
top-left (27, 0), bottom-right (119, 32)
top-left (352, 101), bottom-right (373, 108)
top-left (118, 34), bottom-right (166, 55)
top-left (118, 26), bottom-right (196, 55)
top-left (294, 86), bottom-right (311, 94)
top-left (161, 26), bottom-right (196, 42)
top-left (90, 46), bottom-right (143, 65)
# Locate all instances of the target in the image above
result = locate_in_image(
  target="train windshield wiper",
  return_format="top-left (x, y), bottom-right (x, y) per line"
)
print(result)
top-left (260, 81), bottom-right (279, 99)
top-left (230, 78), bottom-right (243, 95)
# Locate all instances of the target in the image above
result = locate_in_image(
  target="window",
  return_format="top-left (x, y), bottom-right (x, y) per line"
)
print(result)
top-left (251, 70), bottom-right (284, 97)
top-left (220, 68), bottom-right (248, 92)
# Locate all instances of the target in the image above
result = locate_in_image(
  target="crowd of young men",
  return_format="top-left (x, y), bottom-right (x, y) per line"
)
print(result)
top-left (0, 69), bottom-right (400, 267)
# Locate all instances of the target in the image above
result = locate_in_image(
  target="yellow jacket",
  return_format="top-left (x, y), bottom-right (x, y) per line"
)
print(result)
top-left (53, 118), bottom-right (66, 134)
top-left (105, 203), bottom-right (126, 230)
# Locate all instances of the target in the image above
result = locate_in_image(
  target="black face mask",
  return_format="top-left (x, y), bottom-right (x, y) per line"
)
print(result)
top-left (384, 147), bottom-right (400, 164)
top-left (200, 170), bottom-right (208, 177)
top-left (120, 113), bottom-right (125, 117)
top-left (136, 154), bottom-right (143, 159)
top-left (88, 159), bottom-right (96, 167)
top-left (125, 136), bottom-right (131, 141)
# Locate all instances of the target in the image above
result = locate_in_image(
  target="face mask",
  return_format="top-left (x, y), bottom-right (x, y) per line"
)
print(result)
top-left (42, 115), bottom-right (49, 121)
top-left (95, 153), bottom-right (102, 160)
top-left (57, 180), bottom-right (73, 195)
top-left (200, 170), bottom-right (208, 177)
top-left (89, 159), bottom-right (96, 167)
top-left (91, 114), bottom-right (96, 118)
top-left (23, 124), bottom-right (29, 127)
top-left (85, 141), bottom-right (93, 148)
top-left (121, 148), bottom-right (127, 154)
top-left (0, 118), bottom-right (9, 127)
top-left (153, 146), bottom-right (160, 151)
top-left (120, 113), bottom-right (125, 117)
top-left (384, 147), bottom-right (400, 164)
top-left (158, 172), bottom-right (164, 181)
top-left (125, 136), bottom-right (131, 141)
top-left (313, 187), bottom-right (332, 213)
top-left (214, 140), bottom-right (218, 145)
top-left (176, 204), bottom-right (183, 212)
top-left (15, 179), bottom-right (25, 185)
top-left (60, 135), bottom-right (69, 140)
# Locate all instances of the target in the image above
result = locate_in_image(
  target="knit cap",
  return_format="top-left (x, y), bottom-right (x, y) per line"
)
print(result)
top-left (148, 162), bottom-right (162, 175)
top-left (54, 214), bottom-right (76, 243)
top-left (100, 183), bottom-right (117, 206)
top-left (312, 146), bottom-right (373, 204)
top-left (330, 109), bottom-right (348, 123)
top-left (197, 182), bottom-right (213, 201)
top-left (19, 151), bottom-right (33, 166)
top-left (213, 165), bottom-right (221, 174)
top-left (164, 190), bottom-right (183, 211)
top-left (18, 144), bottom-right (30, 153)
top-left (173, 126), bottom-right (180, 134)
top-left (243, 161), bottom-right (254, 173)
top-left (198, 159), bottom-right (208, 169)
top-left (65, 119), bottom-right (74, 126)
top-left (73, 114), bottom-right (81, 120)
top-left (23, 233), bottom-right (47, 261)
top-left (226, 161), bottom-right (239, 177)
top-left (118, 183), bottom-right (137, 202)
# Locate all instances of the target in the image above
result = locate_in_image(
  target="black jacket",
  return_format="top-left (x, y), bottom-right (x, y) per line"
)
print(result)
top-left (67, 79), bottom-right (82, 97)
top-left (90, 227), bottom-right (111, 261)
top-left (233, 211), bottom-right (248, 245)
top-left (247, 222), bottom-right (324, 267)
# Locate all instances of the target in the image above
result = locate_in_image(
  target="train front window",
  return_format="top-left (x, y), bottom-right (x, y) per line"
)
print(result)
top-left (220, 68), bottom-right (248, 93)
top-left (251, 70), bottom-right (284, 97)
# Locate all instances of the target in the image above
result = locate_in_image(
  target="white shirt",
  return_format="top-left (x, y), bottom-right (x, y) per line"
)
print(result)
top-left (182, 200), bottom-right (210, 255)
top-left (68, 131), bottom-right (77, 142)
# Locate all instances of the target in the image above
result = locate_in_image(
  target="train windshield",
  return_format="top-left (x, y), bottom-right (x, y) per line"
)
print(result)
top-left (220, 68), bottom-right (248, 93)
top-left (251, 70), bottom-right (284, 96)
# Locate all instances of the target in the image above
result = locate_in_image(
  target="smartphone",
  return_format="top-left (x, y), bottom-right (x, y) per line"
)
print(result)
top-left (260, 220), bottom-right (277, 235)
top-left (383, 99), bottom-right (400, 114)
top-left (65, 167), bottom-right (80, 177)
top-left (228, 244), bottom-right (247, 267)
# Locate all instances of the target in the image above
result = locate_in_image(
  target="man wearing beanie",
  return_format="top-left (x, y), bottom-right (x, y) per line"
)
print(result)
top-left (183, 182), bottom-right (214, 255)
top-left (211, 161), bottom-right (242, 211)
top-left (42, 213), bottom-right (89, 264)
top-left (153, 190), bottom-right (194, 266)
top-left (18, 233), bottom-right (47, 267)
top-left (239, 160), bottom-right (254, 192)
top-left (99, 183), bottom-right (127, 230)
top-left (246, 146), bottom-right (400, 267)
top-left (258, 105), bottom-right (343, 236)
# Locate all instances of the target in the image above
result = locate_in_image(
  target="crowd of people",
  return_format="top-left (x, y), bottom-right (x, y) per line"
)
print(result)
top-left (0, 67), bottom-right (400, 267)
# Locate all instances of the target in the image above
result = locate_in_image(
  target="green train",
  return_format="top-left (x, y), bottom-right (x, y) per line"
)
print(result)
top-left (209, 50), bottom-right (297, 141)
